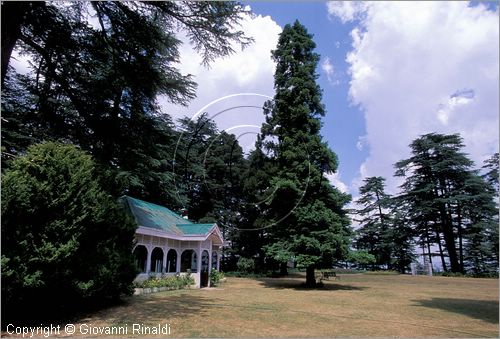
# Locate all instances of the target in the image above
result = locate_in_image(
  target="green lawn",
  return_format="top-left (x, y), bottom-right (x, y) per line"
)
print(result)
top-left (24, 274), bottom-right (500, 337)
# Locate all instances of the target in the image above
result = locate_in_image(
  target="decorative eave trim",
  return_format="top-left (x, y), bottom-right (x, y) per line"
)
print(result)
top-left (136, 226), bottom-right (207, 242)
top-left (135, 223), bottom-right (224, 245)
top-left (209, 223), bottom-right (224, 245)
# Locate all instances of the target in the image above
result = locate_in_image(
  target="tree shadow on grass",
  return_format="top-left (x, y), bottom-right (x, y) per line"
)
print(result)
top-left (412, 298), bottom-right (499, 324)
top-left (84, 293), bottom-right (218, 325)
top-left (256, 277), bottom-right (367, 291)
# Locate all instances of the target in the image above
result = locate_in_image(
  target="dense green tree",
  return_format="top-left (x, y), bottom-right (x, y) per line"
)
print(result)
top-left (395, 133), bottom-right (497, 273)
top-left (260, 21), bottom-right (351, 286)
top-left (346, 250), bottom-right (376, 270)
top-left (1, 142), bottom-right (137, 319)
top-left (176, 114), bottom-right (246, 223)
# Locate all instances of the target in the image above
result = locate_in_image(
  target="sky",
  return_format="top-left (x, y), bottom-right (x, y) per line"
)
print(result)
top-left (162, 1), bottom-right (499, 201)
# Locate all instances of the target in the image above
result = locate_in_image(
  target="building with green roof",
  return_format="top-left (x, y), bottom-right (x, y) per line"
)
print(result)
top-left (121, 196), bottom-right (223, 288)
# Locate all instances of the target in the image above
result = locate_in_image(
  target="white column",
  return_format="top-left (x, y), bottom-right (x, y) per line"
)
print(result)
top-left (208, 246), bottom-right (212, 287)
top-left (196, 244), bottom-right (202, 288)
top-left (163, 247), bottom-right (168, 273)
top-left (145, 245), bottom-right (152, 274)
top-left (217, 250), bottom-right (221, 271)
top-left (196, 248), bottom-right (202, 273)
top-left (176, 249), bottom-right (181, 273)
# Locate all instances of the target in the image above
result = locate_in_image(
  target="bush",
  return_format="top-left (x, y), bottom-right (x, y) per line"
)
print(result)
top-left (1, 142), bottom-right (137, 320)
top-left (237, 257), bottom-right (255, 274)
top-left (210, 270), bottom-right (225, 286)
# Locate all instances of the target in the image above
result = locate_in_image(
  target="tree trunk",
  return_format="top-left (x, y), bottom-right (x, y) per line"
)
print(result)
top-left (279, 262), bottom-right (288, 276)
top-left (1, 2), bottom-right (37, 86)
top-left (435, 230), bottom-right (447, 272)
top-left (424, 223), bottom-right (433, 268)
top-left (457, 205), bottom-right (464, 272)
top-left (305, 266), bottom-right (316, 288)
top-left (438, 204), bottom-right (461, 272)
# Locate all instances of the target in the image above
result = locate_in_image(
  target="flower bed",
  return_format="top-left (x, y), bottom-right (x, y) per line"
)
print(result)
top-left (134, 272), bottom-right (194, 295)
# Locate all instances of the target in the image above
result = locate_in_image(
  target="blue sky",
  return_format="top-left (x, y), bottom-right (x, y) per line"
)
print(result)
top-left (247, 2), bottom-right (369, 191)
top-left (161, 1), bottom-right (499, 198)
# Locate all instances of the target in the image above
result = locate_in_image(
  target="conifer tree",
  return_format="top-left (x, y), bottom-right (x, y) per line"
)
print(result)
top-left (2, 142), bottom-right (137, 319)
top-left (261, 21), bottom-right (351, 286)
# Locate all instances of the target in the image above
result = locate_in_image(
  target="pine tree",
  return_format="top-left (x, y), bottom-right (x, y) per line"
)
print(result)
top-left (261, 21), bottom-right (351, 286)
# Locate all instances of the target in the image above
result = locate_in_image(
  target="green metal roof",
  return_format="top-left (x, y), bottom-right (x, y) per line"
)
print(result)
top-left (177, 223), bottom-right (215, 235)
top-left (121, 196), bottom-right (214, 237)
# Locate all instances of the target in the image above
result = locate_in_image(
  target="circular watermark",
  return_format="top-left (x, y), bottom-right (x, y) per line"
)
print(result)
top-left (172, 93), bottom-right (312, 231)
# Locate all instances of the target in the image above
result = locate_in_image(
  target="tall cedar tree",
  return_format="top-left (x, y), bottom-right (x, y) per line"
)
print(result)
top-left (261, 21), bottom-right (351, 286)
top-left (1, 1), bottom-right (251, 208)
top-left (395, 133), bottom-right (497, 273)
top-left (1, 142), bottom-right (137, 320)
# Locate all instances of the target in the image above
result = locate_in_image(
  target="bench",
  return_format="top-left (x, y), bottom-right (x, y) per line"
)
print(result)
top-left (321, 271), bottom-right (339, 280)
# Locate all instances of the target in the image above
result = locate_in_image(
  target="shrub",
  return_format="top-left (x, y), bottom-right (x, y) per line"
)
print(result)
top-left (210, 270), bottom-right (225, 286)
top-left (237, 257), bottom-right (255, 274)
top-left (1, 142), bottom-right (137, 320)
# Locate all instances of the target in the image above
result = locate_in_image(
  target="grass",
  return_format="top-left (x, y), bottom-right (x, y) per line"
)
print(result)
top-left (6, 273), bottom-right (498, 337)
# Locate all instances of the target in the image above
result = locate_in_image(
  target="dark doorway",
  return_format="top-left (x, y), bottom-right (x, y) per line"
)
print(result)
top-left (166, 249), bottom-right (177, 273)
top-left (201, 250), bottom-right (209, 287)
top-left (150, 247), bottom-right (164, 273)
top-left (133, 245), bottom-right (148, 273)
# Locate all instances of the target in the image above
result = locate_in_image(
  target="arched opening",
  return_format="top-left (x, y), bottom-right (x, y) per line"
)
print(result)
top-left (201, 250), bottom-right (210, 287)
top-left (150, 247), bottom-right (164, 273)
top-left (166, 249), bottom-right (177, 273)
top-left (181, 249), bottom-right (197, 272)
top-left (212, 252), bottom-right (218, 270)
top-left (133, 245), bottom-right (148, 273)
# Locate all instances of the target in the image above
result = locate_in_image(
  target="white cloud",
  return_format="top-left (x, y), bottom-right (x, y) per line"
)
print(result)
top-left (326, 1), bottom-right (369, 23)
top-left (321, 56), bottom-right (335, 83)
top-left (329, 2), bottom-right (499, 195)
top-left (320, 57), bottom-right (340, 85)
top-left (325, 171), bottom-right (349, 194)
top-left (356, 135), bottom-right (368, 151)
top-left (159, 10), bottom-right (282, 154)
